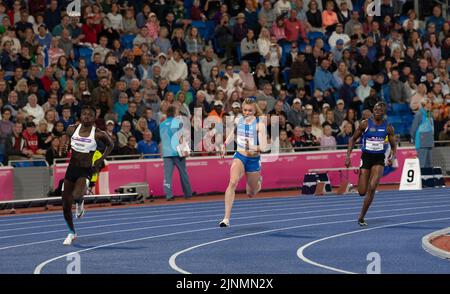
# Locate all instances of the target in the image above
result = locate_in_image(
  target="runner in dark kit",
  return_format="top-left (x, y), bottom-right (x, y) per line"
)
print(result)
top-left (60, 105), bottom-right (114, 245)
top-left (345, 102), bottom-right (397, 227)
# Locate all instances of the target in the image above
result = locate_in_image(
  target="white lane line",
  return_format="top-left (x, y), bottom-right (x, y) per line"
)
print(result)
top-left (296, 217), bottom-right (450, 274)
top-left (3, 192), bottom-right (449, 233)
top-left (34, 209), bottom-right (450, 274)
top-left (3, 198), bottom-right (450, 239)
top-left (2, 188), bottom-right (447, 224)
top-left (4, 198), bottom-right (450, 239)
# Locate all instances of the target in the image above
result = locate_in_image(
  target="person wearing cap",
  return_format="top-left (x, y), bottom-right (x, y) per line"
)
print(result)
top-left (209, 100), bottom-right (225, 120)
top-left (301, 121), bottom-right (320, 151)
top-left (331, 38), bottom-right (345, 63)
top-left (120, 63), bottom-right (138, 88)
top-left (334, 99), bottom-right (346, 126)
top-left (233, 12), bottom-right (248, 43)
top-left (287, 97), bottom-right (305, 127)
top-left (229, 101), bottom-right (243, 121)
top-left (145, 12), bottom-right (160, 40)
top-left (328, 23), bottom-right (350, 48)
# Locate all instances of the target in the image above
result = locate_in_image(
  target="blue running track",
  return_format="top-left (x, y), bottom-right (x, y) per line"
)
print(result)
top-left (0, 188), bottom-right (449, 274)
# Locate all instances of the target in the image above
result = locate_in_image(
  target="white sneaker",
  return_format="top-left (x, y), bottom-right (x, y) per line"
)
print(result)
top-left (75, 200), bottom-right (85, 219)
top-left (219, 219), bottom-right (230, 227)
top-left (63, 233), bottom-right (77, 245)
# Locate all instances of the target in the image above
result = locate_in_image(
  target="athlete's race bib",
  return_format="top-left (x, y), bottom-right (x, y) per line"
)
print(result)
top-left (365, 138), bottom-right (384, 151)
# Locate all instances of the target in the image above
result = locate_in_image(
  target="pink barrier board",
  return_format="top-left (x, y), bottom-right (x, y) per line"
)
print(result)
top-left (94, 147), bottom-right (416, 197)
top-left (0, 166), bottom-right (14, 201)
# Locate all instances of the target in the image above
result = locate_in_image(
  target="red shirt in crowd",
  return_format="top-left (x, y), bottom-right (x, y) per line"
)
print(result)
top-left (284, 18), bottom-right (306, 43)
top-left (22, 130), bottom-right (39, 154)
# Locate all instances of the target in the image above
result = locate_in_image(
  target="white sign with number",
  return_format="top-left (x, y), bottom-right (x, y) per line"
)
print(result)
top-left (399, 158), bottom-right (422, 190)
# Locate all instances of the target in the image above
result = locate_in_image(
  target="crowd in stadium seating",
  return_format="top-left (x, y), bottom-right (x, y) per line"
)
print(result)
top-left (0, 0), bottom-right (449, 165)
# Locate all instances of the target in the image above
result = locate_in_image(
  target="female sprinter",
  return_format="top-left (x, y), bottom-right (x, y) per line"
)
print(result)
top-left (219, 98), bottom-right (269, 227)
top-left (60, 105), bottom-right (114, 245)
top-left (345, 102), bottom-right (397, 226)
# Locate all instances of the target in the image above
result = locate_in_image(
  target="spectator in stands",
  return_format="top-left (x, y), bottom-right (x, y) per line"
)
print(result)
top-left (52, 121), bottom-right (65, 138)
top-left (23, 94), bottom-right (44, 125)
top-left (0, 108), bottom-right (13, 152)
top-left (290, 52), bottom-right (313, 90)
top-left (284, 9), bottom-right (307, 44)
top-left (311, 111), bottom-right (323, 139)
top-left (320, 125), bottom-right (337, 150)
top-left (259, 0), bottom-right (276, 29)
top-left (389, 69), bottom-right (411, 104)
top-left (322, 1), bottom-right (338, 35)
top-left (363, 88), bottom-right (382, 112)
top-left (214, 14), bottom-right (234, 63)
top-left (137, 130), bottom-right (159, 159)
top-left (290, 125), bottom-right (304, 152)
top-left (301, 122), bottom-right (320, 151)
top-left (439, 120), bottom-right (450, 143)
top-left (410, 98), bottom-right (435, 168)
top-left (314, 58), bottom-right (339, 93)
top-left (117, 120), bottom-right (133, 149)
top-left (21, 121), bottom-right (46, 158)
top-left (120, 136), bottom-right (139, 156)
top-left (4, 121), bottom-right (28, 162)
top-left (336, 122), bottom-right (353, 148)
top-left (36, 120), bottom-right (52, 151)
top-left (306, 0), bottom-right (323, 32)
top-left (59, 106), bottom-right (75, 131)
top-left (122, 101), bottom-right (139, 132)
top-left (426, 5), bottom-right (445, 33)
top-left (279, 129), bottom-right (294, 153)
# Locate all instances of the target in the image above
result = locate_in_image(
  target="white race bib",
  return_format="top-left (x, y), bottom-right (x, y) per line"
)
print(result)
top-left (365, 139), bottom-right (384, 151)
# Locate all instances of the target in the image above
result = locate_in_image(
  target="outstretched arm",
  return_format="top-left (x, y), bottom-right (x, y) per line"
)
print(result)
top-left (345, 120), bottom-right (367, 168)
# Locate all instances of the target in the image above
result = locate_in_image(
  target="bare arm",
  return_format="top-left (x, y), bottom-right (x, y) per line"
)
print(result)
top-left (386, 125), bottom-right (397, 166)
top-left (60, 125), bottom-right (77, 155)
top-left (94, 130), bottom-right (115, 171)
top-left (345, 120), bottom-right (367, 167)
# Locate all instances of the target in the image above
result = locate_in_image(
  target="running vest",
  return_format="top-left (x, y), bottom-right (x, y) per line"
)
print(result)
top-left (71, 124), bottom-right (97, 153)
top-left (361, 118), bottom-right (388, 154)
top-left (236, 117), bottom-right (258, 150)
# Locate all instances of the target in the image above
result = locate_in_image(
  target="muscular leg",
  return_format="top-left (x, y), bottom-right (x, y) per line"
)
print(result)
top-left (359, 165), bottom-right (384, 221)
top-left (223, 159), bottom-right (245, 222)
top-left (358, 169), bottom-right (370, 196)
top-left (62, 180), bottom-right (75, 233)
top-left (246, 171), bottom-right (261, 197)
top-left (72, 177), bottom-right (89, 202)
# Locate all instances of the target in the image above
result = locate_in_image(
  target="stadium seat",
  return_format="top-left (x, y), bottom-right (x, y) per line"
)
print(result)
top-left (307, 31), bottom-right (325, 42)
top-left (168, 84), bottom-right (180, 94)
top-left (392, 103), bottom-right (410, 115)
top-left (236, 45), bottom-right (242, 64)
top-left (388, 115), bottom-right (402, 124)
top-left (120, 34), bottom-right (136, 50)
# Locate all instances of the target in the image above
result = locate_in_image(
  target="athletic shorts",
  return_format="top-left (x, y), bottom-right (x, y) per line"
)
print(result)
top-left (233, 152), bottom-right (261, 173)
top-left (64, 165), bottom-right (93, 183)
top-left (360, 152), bottom-right (385, 170)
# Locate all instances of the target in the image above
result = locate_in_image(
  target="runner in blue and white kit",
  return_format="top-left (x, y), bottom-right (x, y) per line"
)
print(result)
top-left (345, 102), bottom-right (397, 227)
top-left (219, 98), bottom-right (269, 227)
